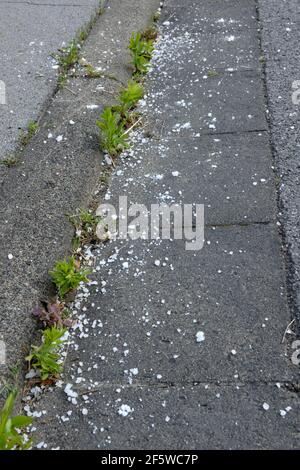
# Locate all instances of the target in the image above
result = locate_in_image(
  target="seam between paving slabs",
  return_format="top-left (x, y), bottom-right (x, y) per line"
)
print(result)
top-left (255, 0), bottom-right (299, 327)
top-left (0, 1), bottom-right (98, 7)
top-left (67, 380), bottom-right (300, 392)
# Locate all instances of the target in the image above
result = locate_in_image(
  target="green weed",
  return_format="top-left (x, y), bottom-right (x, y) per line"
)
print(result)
top-left (129, 32), bottom-right (154, 75)
top-left (98, 1), bottom-right (105, 15)
top-left (50, 256), bottom-right (90, 298)
top-left (0, 366), bottom-right (19, 398)
top-left (78, 28), bottom-right (88, 42)
top-left (0, 390), bottom-right (33, 450)
top-left (96, 107), bottom-right (129, 157)
top-left (33, 300), bottom-right (73, 328)
top-left (20, 121), bottom-right (39, 146)
top-left (152, 10), bottom-right (161, 22)
top-left (26, 326), bottom-right (67, 381)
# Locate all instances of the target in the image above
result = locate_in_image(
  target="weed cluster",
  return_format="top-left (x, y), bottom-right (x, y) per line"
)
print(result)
top-left (117, 80), bottom-right (144, 119)
top-left (97, 79), bottom-right (144, 157)
top-left (83, 63), bottom-right (103, 78)
top-left (20, 121), bottom-right (39, 147)
top-left (50, 256), bottom-right (90, 299)
top-left (97, 29), bottom-right (155, 156)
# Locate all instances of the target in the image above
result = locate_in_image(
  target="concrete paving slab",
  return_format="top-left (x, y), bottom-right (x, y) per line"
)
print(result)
top-left (107, 133), bottom-right (276, 225)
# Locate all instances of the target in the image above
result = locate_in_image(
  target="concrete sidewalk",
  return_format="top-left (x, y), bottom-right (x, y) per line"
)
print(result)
top-left (0, 0), bottom-right (100, 162)
top-left (29, 0), bottom-right (300, 449)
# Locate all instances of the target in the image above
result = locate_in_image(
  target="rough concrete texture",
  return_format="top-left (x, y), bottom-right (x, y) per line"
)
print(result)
top-left (0, 0), bottom-right (102, 161)
top-left (0, 0), bottom-right (159, 382)
top-left (28, 0), bottom-right (300, 449)
top-left (258, 0), bottom-right (300, 322)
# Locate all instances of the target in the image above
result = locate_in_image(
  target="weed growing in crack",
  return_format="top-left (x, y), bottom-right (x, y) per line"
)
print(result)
top-left (0, 390), bottom-right (33, 450)
top-left (69, 209), bottom-right (102, 248)
top-left (96, 107), bottom-right (129, 157)
top-left (50, 257), bottom-right (90, 299)
top-left (20, 121), bottom-right (39, 147)
top-left (57, 40), bottom-right (81, 73)
top-left (97, 80), bottom-right (144, 157)
top-left (0, 157), bottom-right (19, 168)
top-left (33, 300), bottom-right (73, 329)
top-left (129, 31), bottom-right (154, 75)
top-left (26, 326), bottom-right (67, 381)
top-left (207, 70), bottom-right (219, 78)
top-left (54, 4), bottom-right (106, 87)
